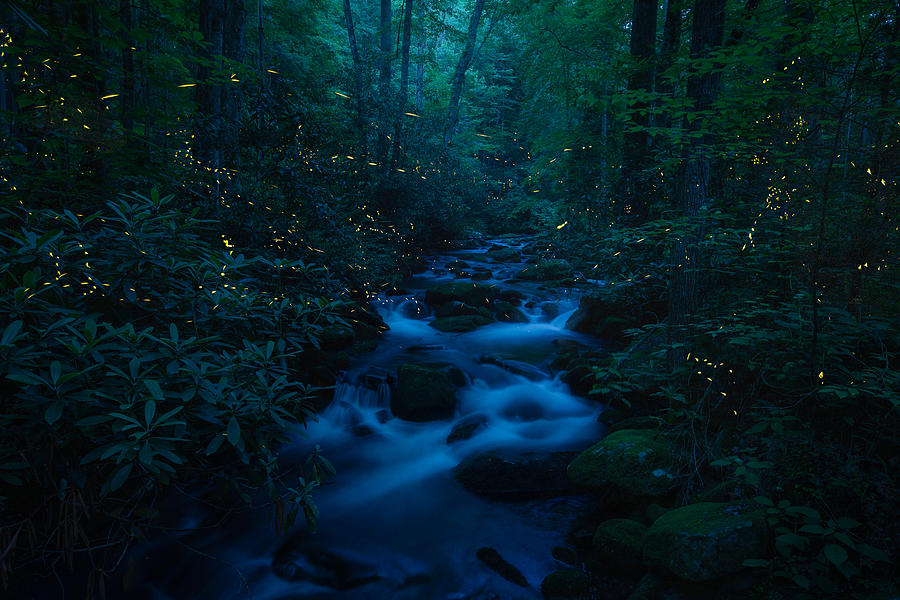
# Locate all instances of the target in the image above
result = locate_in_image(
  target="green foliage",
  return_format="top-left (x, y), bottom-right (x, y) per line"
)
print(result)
top-left (0, 191), bottom-right (344, 579)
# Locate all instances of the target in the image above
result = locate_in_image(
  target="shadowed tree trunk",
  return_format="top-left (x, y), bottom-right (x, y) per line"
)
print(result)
top-left (444, 0), bottom-right (486, 146)
top-left (619, 0), bottom-right (657, 222)
top-left (668, 0), bottom-right (726, 366)
top-left (390, 0), bottom-right (414, 171)
top-left (375, 0), bottom-right (392, 166)
top-left (343, 0), bottom-right (367, 157)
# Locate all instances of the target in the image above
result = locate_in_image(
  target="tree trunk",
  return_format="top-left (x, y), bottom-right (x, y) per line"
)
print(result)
top-left (390, 0), bottom-right (413, 171)
top-left (375, 0), bottom-right (392, 165)
top-left (343, 0), bottom-right (367, 157)
top-left (619, 0), bottom-right (657, 222)
top-left (415, 2), bottom-right (425, 112)
top-left (444, 0), bottom-right (486, 145)
top-left (667, 0), bottom-right (726, 366)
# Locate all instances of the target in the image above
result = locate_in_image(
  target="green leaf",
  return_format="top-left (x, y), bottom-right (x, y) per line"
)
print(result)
top-left (823, 543), bottom-right (848, 567)
top-left (144, 399), bottom-right (156, 426)
top-left (1, 320), bottom-right (24, 346)
top-left (741, 558), bottom-right (769, 568)
top-left (798, 524), bottom-right (829, 535)
top-left (138, 443), bottom-right (152, 466)
top-left (856, 543), bottom-right (890, 563)
top-left (226, 416), bottom-right (241, 446)
top-left (50, 361), bottom-right (62, 385)
top-left (835, 517), bottom-right (861, 530)
top-left (754, 495), bottom-right (774, 507)
top-left (144, 379), bottom-right (164, 400)
top-left (206, 434), bottom-right (225, 455)
top-left (106, 463), bottom-right (132, 493)
top-left (44, 402), bottom-right (63, 425)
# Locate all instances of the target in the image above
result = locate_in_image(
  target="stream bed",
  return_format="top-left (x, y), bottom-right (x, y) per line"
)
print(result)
top-left (138, 238), bottom-right (608, 599)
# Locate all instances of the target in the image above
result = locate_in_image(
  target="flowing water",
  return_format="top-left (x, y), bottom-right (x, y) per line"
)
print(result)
top-left (137, 239), bottom-right (607, 600)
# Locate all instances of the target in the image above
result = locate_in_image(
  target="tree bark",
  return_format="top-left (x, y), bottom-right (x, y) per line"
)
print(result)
top-left (619, 0), bottom-right (657, 222)
top-left (444, 0), bottom-right (486, 145)
top-left (390, 0), bottom-right (414, 170)
top-left (667, 0), bottom-right (726, 366)
top-left (375, 0), bottom-right (392, 165)
top-left (342, 0), bottom-right (367, 157)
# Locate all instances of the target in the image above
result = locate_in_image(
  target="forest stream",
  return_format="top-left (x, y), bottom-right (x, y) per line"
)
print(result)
top-left (136, 238), bottom-right (607, 600)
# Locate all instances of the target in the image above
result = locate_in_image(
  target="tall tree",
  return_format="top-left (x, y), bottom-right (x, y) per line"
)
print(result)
top-left (444, 0), bottom-right (486, 145)
top-left (667, 0), bottom-right (726, 362)
top-left (343, 0), bottom-right (366, 156)
top-left (390, 0), bottom-right (414, 170)
top-left (375, 0), bottom-right (393, 165)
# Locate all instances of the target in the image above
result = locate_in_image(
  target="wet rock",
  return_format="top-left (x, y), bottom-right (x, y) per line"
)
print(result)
top-left (592, 519), bottom-right (647, 574)
top-left (494, 300), bottom-right (529, 323)
top-left (425, 282), bottom-right (500, 309)
top-left (479, 355), bottom-right (548, 380)
top-left (454, 450), bottom-right (577, 501)
top-left (446, 413), bottom-right (489, 444)
top-left (515, 260), bottom-right (575, 282)
top-left (642, 502), bottom-right (768, 582)
top-left (567, 429), bottom-right (680, 497)
top-left (486, 245), bottom-right (523, 262)
top-left (626, 572), bottom-right (660, 600)
top-left (476, 547), bottom-right (529, 587)
top-left (552, 546), bottom-right (579, 566)
top-left (471, 269), bottom-right (493, 281)
top-left (540, 568), bottom-right (590, 600)
top-left (273, 543), bottom-right (381, 590)
top-left (434, 300), bottom-right (492, 319)
top-left (500, 289), bottom-right (526, 304)
top-left (541, 303), bottom-right (560, 318)
top-left (392, 364), bottom-right (458, 421)
top-left (430, 315), bottom-right (494, 332)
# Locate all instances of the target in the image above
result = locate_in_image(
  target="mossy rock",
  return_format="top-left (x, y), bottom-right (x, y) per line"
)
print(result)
top-left (425, 282), bottom-right (500, 308)
top-left (516, 259), bottom-right (575, 282)
top-left (486, 245), bottom-right (523, 262)
top-left (592, 519), bottom-right (647, 574)
top-left (320, 325), bottom-right (355, 351)
top-left (476, 547), bottom-right (529, 587)
top-left (434, 300), bottom-right (492, 319)
top-left (392, 364), bottom-right (457, 421)
top-left (567, 429), bottom-right (679, 497)
top-left (495, 300), bottom-right (529, 323)
top-left (430, 314), bottom-right (494, 332)
top-left (540, 568), bottom-right (590, 599)
top-left (454, 450), bottom-right (577, 500)
top-left (642, 502), bottom-right (768, 582)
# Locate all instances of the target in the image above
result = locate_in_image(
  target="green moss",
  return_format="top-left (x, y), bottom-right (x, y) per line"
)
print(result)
top-left (540, 568), bottom-right (590, 599)
top-left (430, 314), bottom-right (494, 332)
top-left (592, 518), bottom-right (647, 573)
top-left (567, 429), bottom-right (679, 497)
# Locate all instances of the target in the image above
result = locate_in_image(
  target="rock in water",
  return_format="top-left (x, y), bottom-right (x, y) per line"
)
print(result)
top-left (430, 315), bottom-right (494, 332)
top-left (454, 451), bottom-right (577, 500)
top-left (540, 569), bottom-right (590, 599)
top-left (446, 413), bottom-right (489, 444)
top-left (392, 364), bottom-right (457, 421)
top-left (642, 502), bottom-right (768, 581)
top-left (476, 547), bottom-right (529, 587)
top-left (567, 429), bottom-right (679, 497)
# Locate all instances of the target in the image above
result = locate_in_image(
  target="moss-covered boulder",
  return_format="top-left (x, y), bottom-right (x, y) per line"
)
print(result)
top-left (516, 259), bottom-right (575, 282)
top-left (495, 300), bottom-right (529, 323)
top-left (476, 547), bottom-right (529, 587)
top-left (567, 429), bottom-right (679, 497)
top-left (540, 568), bottom-right (590, 600)
top-left (392, 364), bottom-right (457, 421)
top-left (424, 282), bottom-right (500, 309)
top-left (486, 245), bottom-right (523, 262)
top-left (592, 519), bottom-right (647, 574)
top-left (434, 300), bottom-right (492, 319)
top-left (446, 413), bottom-right (488, 444)
top-left (430, 314), bottom-right (494, 332)
top-left (642, 502), bottom-right (768, 582)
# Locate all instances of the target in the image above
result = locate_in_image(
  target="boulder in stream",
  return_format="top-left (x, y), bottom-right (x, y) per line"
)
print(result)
top-left (392, 364), bottom-right (458, 421)
top-left (430, 314), bottom-right (494, 332)
top-left (476, 547), bottom-right (529, 587)
top-left (485, 245), bottom-right (523, 262)
top-left (540, 568), bottom-right (590, 600)
top-left (446, 413), bottom-right (489, 444)
top-left (642, 502), bottom-right (768, 582)
top-left (515, 259), bottom-right (575, 282)
top-left (494, 300), bottom-right (529, 323)
top-left (567, 429), bottom-right (680, 497)
top-left (454, 450), bottom-right (577, 500)
top-left (273, 543), bottom-right (381, 590)
top-left (434, 300), bottom-right (492, 319)
top-left (425, 282), bottom-right (500, 309)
